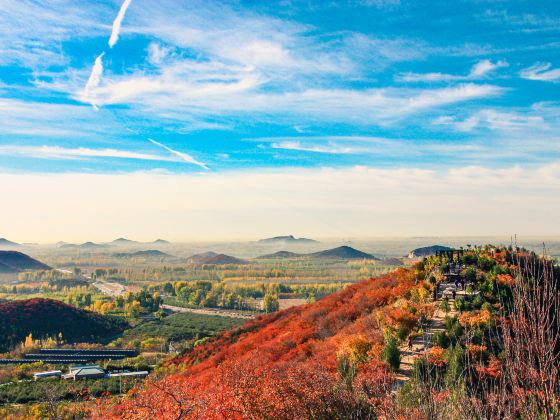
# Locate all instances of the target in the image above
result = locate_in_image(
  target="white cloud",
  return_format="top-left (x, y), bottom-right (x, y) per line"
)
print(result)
top-left (0, 164), bottom-right (558, 241)
top-left (80, 63), bottom-right (502, 123)
top-left (147, 42), bottom-right (171, 65)
top-left (148, 138), bottom-right (208, 169)
top-left (520, 63), bottom-right (560, 82)
top-left (0, 145), bottom-right (174, 162)
top-left (397, 59), bottom-right (508, 82)
top-left (109, 0), bottom-right (133, 48)
top-left (82, 52), bottom-right (105, 109)
top-left (469, 59), bottom-right (508, 77)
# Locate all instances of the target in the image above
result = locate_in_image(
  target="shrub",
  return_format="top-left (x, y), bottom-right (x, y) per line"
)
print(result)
top-left (472, 294), bottom-right (483, 309)
top-left (432, 331), bottom-right (450, 348)
top-left (382, 335), bottom-right (401, 371)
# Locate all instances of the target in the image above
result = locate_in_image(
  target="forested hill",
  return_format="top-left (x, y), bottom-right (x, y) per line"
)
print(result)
top-left (0, 298), bottom-right (127, 352)
top-left (100, 246), bottom-right (560, 419)
top-left (106, 267), bottom-right (417, 417)
top-left (0, 251), bottom-right (51, 273)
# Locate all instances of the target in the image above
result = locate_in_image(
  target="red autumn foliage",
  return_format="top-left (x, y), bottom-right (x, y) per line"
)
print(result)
top-left (100, 269), bottom-right (416, 418)
top-left (476, 355), bottom-right (502, 379)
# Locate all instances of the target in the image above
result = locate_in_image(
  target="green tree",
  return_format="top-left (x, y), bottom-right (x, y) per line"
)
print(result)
top-left (263, 293), bottom-right (279, 313)
top-left (445, 344), bottom-right (465, 388)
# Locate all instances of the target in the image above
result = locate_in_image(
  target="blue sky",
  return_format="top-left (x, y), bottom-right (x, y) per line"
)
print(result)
top-left (1, 0), bottom-right (559, 241)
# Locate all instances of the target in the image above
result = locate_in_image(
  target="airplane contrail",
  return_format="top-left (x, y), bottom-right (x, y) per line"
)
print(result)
top-left (148, 138), bottom-right (209, 170)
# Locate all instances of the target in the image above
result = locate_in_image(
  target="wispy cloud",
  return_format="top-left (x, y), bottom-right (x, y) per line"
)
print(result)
top-left (0, 145), bottom-right (174, 162)
top-left (82, 65), bottom-right (502, 124)
top-left (109, 0), bottom-right (133, 48)
top-left (397, 59), bottom-right (508, 82)
top-left (82, 52), bottom-right (105, 110)
top-left (0, 98), bottom-right (124, 139)
top-left (148, 138), bottom-right (208, 170)
top-left (433, 107), bottom-right (550, 132)
top-left (519, 63), bottom-right (560, 82)
top-left (0, 0), bottom-right (109, 68)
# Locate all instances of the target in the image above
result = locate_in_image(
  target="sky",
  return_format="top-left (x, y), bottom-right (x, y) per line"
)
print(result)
top-left (1, 0), bottom-right (559, 242)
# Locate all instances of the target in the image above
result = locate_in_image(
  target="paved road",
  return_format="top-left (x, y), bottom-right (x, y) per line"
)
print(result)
top-left (93, 280), bottom-right (126, 297)
top-left (161, 304), bottom-right (256, 320)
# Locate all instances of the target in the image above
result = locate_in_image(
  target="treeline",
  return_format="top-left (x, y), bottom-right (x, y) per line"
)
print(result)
top-left (149, 280), bottom-right (348, 311)
top-left (0, 279), bottom-right (90, 295)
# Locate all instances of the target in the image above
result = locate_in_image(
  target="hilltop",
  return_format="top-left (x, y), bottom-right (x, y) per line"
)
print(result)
top-left (310, 245), bottom-right (378, 260)
top-left (258, 235), bottom-right (318, 244)
top-left (111, 237), bottom-right (139, 245)
top-left (201, 253), bottom-right (248, 265)
top-left (187, 251), bottom-right (248, 265)
top-left (407, 244), bottom-right (452, 258)
top-left (0, 251), bottom-right (51, 273)
top-left (0, 298), bottom-right (127, 352)
top-left (188, 251), bottom-right (219, 263)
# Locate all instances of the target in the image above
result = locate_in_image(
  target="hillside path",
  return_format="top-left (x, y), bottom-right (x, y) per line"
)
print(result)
top-left (395, 283), bottom-right (459, 384)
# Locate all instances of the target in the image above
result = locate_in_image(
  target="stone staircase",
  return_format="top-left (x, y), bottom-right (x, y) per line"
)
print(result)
top-left (394, 286), bottom-right (458, 385)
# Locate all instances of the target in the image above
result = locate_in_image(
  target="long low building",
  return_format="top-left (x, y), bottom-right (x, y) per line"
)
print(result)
top-left (62, 365), bottom-right (106, 381)
top-left (0, 358), bottom-right (91, 364)
top-left (34, 365), bottom-right (151, 381)
top-left (0, 348), bottom-right (141, 365)
top-left (33, 370), bottom-right (62, 381)
top-left (23, 353), bottom-right (132, 361)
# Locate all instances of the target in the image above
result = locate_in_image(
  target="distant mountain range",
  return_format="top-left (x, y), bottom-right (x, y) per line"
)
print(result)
top-left (59, 238), bottom-right (171, 249)
top-left (111, 237), bottom-right (139, 245)
top-left (256, 245), bottom-right (380, 260)
top-left (407, 245), bottom-right (453, 258)
top-left (256, 251), bottom-right (303, 259)
top-left (0, 238), bottom-right (19, 248)
top-left (258, 235), bottom-right (318, 244)
top-left (188, 251), bottom-right (248, 265)
top-left (111, 238), bottom-right (170, 245)
top-left (114, 250), bottom-right (172, 258)
top-left (61, 242), bottom-right (110, 250)
top-left (0, 251), bottom-right (51, 273)
top-left (309, 246), bottom-right (378, 260)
